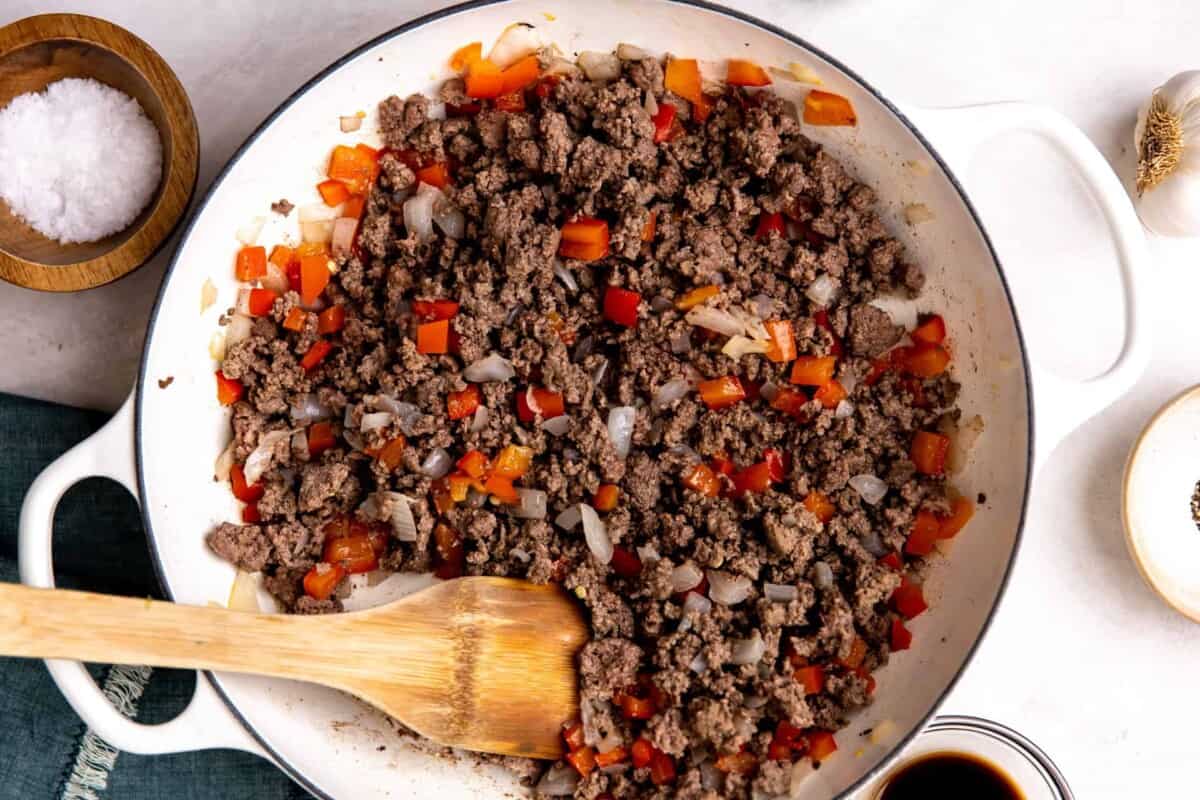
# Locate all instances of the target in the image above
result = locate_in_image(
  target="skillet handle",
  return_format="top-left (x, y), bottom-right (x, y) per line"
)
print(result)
top-left (903, 103), bottom-right (1152, 471)
top-left (17, 394), bottom-right (267, 758)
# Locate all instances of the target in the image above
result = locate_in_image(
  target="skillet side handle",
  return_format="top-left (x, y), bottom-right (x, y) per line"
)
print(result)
top-left (17, 394), bottom-right (266, 758)
top-left (904, 103), bottom-right (1152, 470)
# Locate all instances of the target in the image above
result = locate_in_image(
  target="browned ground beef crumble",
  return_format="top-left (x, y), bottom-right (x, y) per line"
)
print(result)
top-left (209, 55), bottom-right (961, 799)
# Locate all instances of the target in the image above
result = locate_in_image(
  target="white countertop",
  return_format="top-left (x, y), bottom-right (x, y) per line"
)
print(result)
top-left (4, 0), bottom-right (1197, 796)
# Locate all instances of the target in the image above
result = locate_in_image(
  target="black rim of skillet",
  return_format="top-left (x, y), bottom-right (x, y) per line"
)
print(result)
top-left (134, 1), bottom-right (1036, 797)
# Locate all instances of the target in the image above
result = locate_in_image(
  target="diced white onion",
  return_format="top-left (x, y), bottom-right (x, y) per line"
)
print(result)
top-left (331, 217), bottom-right (357, 258)
top-left (688, 652), bottom-right (709, 674)
top-left (668, 444), bottom-right (701, 464)
top-left (235, 288), bottom-right (252, 316)
top-left (299, 203), bottom-right (338, 223)
top-left (592, 359), bottom-right (609, 387)
top-left (372, 396), bottom-right (423, 435)
top-left (644, 91), bottom-right (658, 118)
top-left (433, 201), bottom-right (465, 239)
top-left (488, 23), bottom-right (543, 69)
top-left (511, 547), bottom-right (532, 563)
top-left (383, 491), bottom-right (418, 541)
top-left (300, 219), bottom-right (334, 243)
top-left (750, 293), bottom-right (778, 319)
top-left (721, 334), bottom-right (769, 359)
top-left (616, 42), bottom-right (649, 60)
top-left (679, 591), bottom-right (713, 631)
top-left (869, 295), bottom-right (919, 331)
top-left (470, 405), bottom-right (490, 432)
top-left (652, 378), bottom-right (690, 413)
top-left (578, 51), bottom-right (621, 81)
top-left (555, 504), bottom-right (583, 531)
top-left (543, 57), bottom-right (582, 78)
top-left (849, 473), bottom-right (888, 505)
top-left (261, 263), bottom-right (289, 294)
top-left (244, 429), bottom-right (291, 485)
top-left (420, 447), bottom-right (453, 478)
top-left (227, 570), bottom-right (260, 611)
top-left (636, 544), bottom-right (660, 564)
top-left (340, 115), bottom-right (362, 132)
top-left (553, 262), bottom-right (579, 292)
top-left (214, 438), bottom-right (236, 481)
top-left (669, 329), bottom-right (692, 354)
top-left (806, 275), bottom-right (839, 306)
top-left (686, 305), bottom-right (744, 337)
top-left (581, 503), bottom-right (612, 564)
top-left (403, 184), bottom-right (439, 242)
top-left (536, 763), bottom-right (579, 796)
top-left (670, 562), bottom-right (704, 593)
top-left (291, 429), bottom-right (308, 456)
top-left (514, 488), bottom-right (548, 520)
top-left (209, 330), bottom-right (226, 361)
top-left (707, 569), bottom-right (752, 606)
top-left (650, 295), bottom-right (673, 313)
top-left (860, 529), bottom-right (888, 557)
top-left (729, 631), bottom-right (765, 665)
top-left (607, 406), bottom-right (636, 459)
top-left (764, 583), bottom-right (799, 603)
top-left (541, 415), bottom-right (572, 436)
top-left (290, 393), bottom-right (331, 425)
top-left (226, 313), bottom-right (254, 346)
top-left (236, 216), bottom-right (266, 246)
top-left (464, 353), bottom-right (516, 382)
top-left (360, 411), bottom-right (393, 432)
top-left (813, 560), bottom-right (834, 589)
top-left (833, 399), bottom-right (855, 419)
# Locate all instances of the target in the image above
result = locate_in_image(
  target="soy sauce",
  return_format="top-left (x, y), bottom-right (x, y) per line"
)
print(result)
top-left (879, 751), bottom-right (1022, 800)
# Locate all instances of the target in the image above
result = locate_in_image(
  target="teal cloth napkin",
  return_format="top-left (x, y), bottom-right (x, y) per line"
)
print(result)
top-left (0, 393), bottom-right (309, 800)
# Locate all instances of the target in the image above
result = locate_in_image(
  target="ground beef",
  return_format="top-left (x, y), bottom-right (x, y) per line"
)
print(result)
top-left (207, 52), bottom-right (965, 800)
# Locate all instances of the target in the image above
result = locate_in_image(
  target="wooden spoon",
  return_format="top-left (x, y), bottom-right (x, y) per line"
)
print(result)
top-left (0, 577), bottom-right (588, 759)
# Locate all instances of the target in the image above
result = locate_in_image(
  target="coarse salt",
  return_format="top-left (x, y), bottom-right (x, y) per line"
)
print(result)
top-left (0, 77), bottom-right (162, 244)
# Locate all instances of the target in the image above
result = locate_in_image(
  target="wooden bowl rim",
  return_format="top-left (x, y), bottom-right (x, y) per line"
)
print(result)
top-left (0, 13), bottom-right (199, 292)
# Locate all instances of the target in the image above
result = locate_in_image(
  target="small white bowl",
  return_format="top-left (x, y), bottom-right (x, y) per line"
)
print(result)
top-left (1123, 384), bottom-right (1200, 621)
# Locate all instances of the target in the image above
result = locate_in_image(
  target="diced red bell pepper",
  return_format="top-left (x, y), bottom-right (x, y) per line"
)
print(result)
top-left (794, 665), bottom-right (825, 695)
top-left (726, 58), bottom-right (772, 87)
top-left (912, 314), bottom-right (947, 346)
top-left (303, 562), bottom-right (346, 601)
top-left (308, 420), bottom-right (335, 457)
top-left (664, 58), bottom-right (709, 122)
top-left (484, 474), bottom-right (519, 505)
top-left (806, 730), bottom-right (838, 762)
top-left (492, 445), bottom-right (534, 479)
top-left (773, 720), bottom-right (806, 752)
top-left (560, 216), bottom-right (611, 262)
top-left (493, 91), bottom-right (526, 113)
top-left (767, 737), bottom-right (793, 762)
top-left (790, 356), bottom-right (838, 386)
top-left (416, 162), bottom-right (451, 188)
top-left (300, 339), bottom-right (334, 371)
top-left (594, 746), bottom-right (628, 768)
top-left (610, 546), bottom-right (643, 578)
top-left (714, 750), bottom-right (757, 774)
top-left (755, 211), bottom-right (786, 241)
top-left (674, 284), bottom-right (720, 311)
top-left (593, 484), bottom-right (619, 511)
top-left (681, 463), bottom-right (720, 497)
top-left (732, 461), bottom-right (773, 496)
top-left (802, 491), bottom-right (835, 523)
top-left (566, 746), bottom-right (596, 777)
top-left (764, 320), bottom-right (796, 363)
top-left (416, 319), bottom-right (450, 354)
top-left (299, 253), bottom-right (331, 307)
top-left (433, 522), bottom-right (465, 579)
top-left (651, 102), bottom-right (680, 143)
top-left (911, 431), bottom-right (950, 475)
top-left (215, 370), bottom-right (243, 406)
top-left (697, 376), bottom-right (747, 410)
top-left (234, 246), bottom-right (267, 281)
top-left (649, 751), bottom-right (676, 785)
top-left (891, 618), bottom-right (913, 651)
top-left (286, 260), bottom-right (302, 293)
top-left (804, 90), bottom-right (857, 126)
top-left (449, 41), bottom-right (482, 72)
top-left (230, 463), bottom-right (264, 503)
top-left (764, 448), bottom-right (788, 482)
top-left (563, 721), bottom-right (586, 751)
top-left (282, 307), bottom-right (308, 332)
top-left (317, 305), bottom-right (345, 334)
top-left (813, 309), bottom-right (844, 358)
top-left (839, 636), bottom-right (869, 671)
top-left (520, 387), bottom-right (566, 421)
top-left (602, 286), bottom-right (641, 328)
top-left (447, 384), bottom-right (481, 420)
top-left (939, 496), bottom-right (975, 539)
top-left (770, 386), bottom-right (809, 418)
top-left (533, 75), bottom-right (559, 100)
top-left (880, 551), bottom-right (904, 571)
top-left (905, 510), bottom-right (942, 556)
top-left (241, 503), bottom-right (261, 523)
top-left (615, 691), bottom-right (656, 720)
top-left (641, 210), bottom-right (657, 242)
top-left (324, 533), bottom-right (379, 574)
top-left (445, 101), bottom-right (482, 117)
top-left (499, 54), bottom-right (541, 94)
top-left (711, 455), bottom-right (735, 477)
top-left (902, 344), bottom-right (951, 378)
top-left (317, 178), bottom-right (351, 207)
top-left (891, 577), bottom-right (928, 619)
top-left (457, 449), bottom-right (489, 479)
top-left (631, 738), bottom-right (656, 768)
top-left (247, 288), bottom-right (278, 317)
top-left (327, 144), bottom-right (378, 194)
top-left (813, 379), bottom-right (848, 409)
top-left (411, 299), bottom-right (459, 321)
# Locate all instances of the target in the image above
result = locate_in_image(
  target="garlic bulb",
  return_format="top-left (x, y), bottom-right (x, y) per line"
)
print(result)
top-left (1134, 71), bottom-right (1200, 236)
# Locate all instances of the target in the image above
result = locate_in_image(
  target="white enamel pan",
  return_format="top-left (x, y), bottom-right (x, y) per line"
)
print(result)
top-left (17, 1), bottom-right (1149, 797)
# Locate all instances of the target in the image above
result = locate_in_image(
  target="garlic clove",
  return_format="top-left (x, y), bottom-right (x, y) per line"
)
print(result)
top-left (1134, 70), bottom-right (1200, 237)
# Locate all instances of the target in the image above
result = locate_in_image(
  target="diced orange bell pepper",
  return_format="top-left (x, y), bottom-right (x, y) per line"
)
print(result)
top-left (593, 484), bottom-right (619, 511)
top-left (764, 320), bottom-right (796, 363)
top-left (317, 178), bottom-right (351, 207)
top-left (416, 162), bottom-right (451, 188)
top-left (911, 431), bottom-right (950, 475)
top-left (247, 288), bottom-right (278, 317)
top-left (433, 522), bottom-right (464, 579)
top-left (484, 473), bottom-right (519, 504)
top-left (456, 449), bottom-right (489, 479)
top-left (902, 344), bottom-right (951, 378)
top-left (230, 463), bottom-right (263, 503)
top-left (377, 436), bottom-right (406, 471)
top-left (651, 103), bottom-right (680, 144)
top-left (804, 90), bottom-right (857, 126)
top-left (234, 246), bottom-right (267, 281)
top-left (299, 254), bottom-right (331, 307)
top-left (806, 730), bottom-right (838, 762)
top-left (492, 444), bottom-right (534, 479)
top-left (341, 194), bottom-right (366, 220)
top-left (939, 496), bottom-right (975, 539)
top-left (674, 284), bottom-right (720, 311)
top-left (465, 58), bottom-right (505, 99)
top-left (416, 319), bottom-right (450, 354)
top-left (905, 510), bottom-right (942, 556)
top-left (602, 286), bottom-right (641, 328)
top-left (641, 210), bottom-right (658, 242)
top-left (714, 750), bottom-right (757, 775)
top-left (445, 473), bottom-right (474, 504)
top-left (300, 339), bottom-right (334, 371)
top-left (308, 420), bottom-right (335, 457)
top-left (317, 305), bottom-right (345, 334)
top-left (912, 314), bottom-right (947, 346)
top-left (664, 58), bottom-right (709, 121)
top-left (711, 455), bottom-right (735, 477)
top-left (303, 562), bottom-right (346, 601)
top-left (790, 356), bottom-right (838, 386)
top-left (562, 721), bottom-right (586, 751)
top-left (566, 746), bottom-right (596, 778)
top-left (449, 41), bottom-right (482, 71)
top-left (447, 384), bottom-right (481, 420)
top-left (499, 54), bottom-right (541, 94)
top-left (726, 58), bottom-right (771, 87)
top-left (891, 618), bottom-right (913, 651)
top-left (891, 577), bottom-right (928, 619)
top-left (327, 144), bottom-right (378, 194)
top-left (324, 533), bottom-right (378, 574)
top-left (268, 244), bottom-right (295, 269)
top-left (813, 379), bottom-right (848, 409)
top-left (594, 746), bottom-right (628, 768)
top-left (802, 490), bottom-right (836, 524)
top-left (616, 692), bottom-right (655, 720)
top-left (697, 376), bottom-right (747, 410)
top-left (732, 461), bottom-right (773, 495)
top-left (681, 463), bottom-right (720, 497)
top-left (282, 307), bottom-right (308, 332)
top-left (839, 637), bottom-right (868, 670)
top-left (215, 370), bottom-right (244, 406)
top-left (794, 664), bottom-right (825, 695)
top-left (755, 211), bottom-right (786, 241)
top-left (560, 216), bottom-right (610, 262)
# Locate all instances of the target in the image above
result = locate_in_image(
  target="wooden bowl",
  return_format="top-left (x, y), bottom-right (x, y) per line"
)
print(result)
top-left (0, 13), bottom-right (198, 292)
